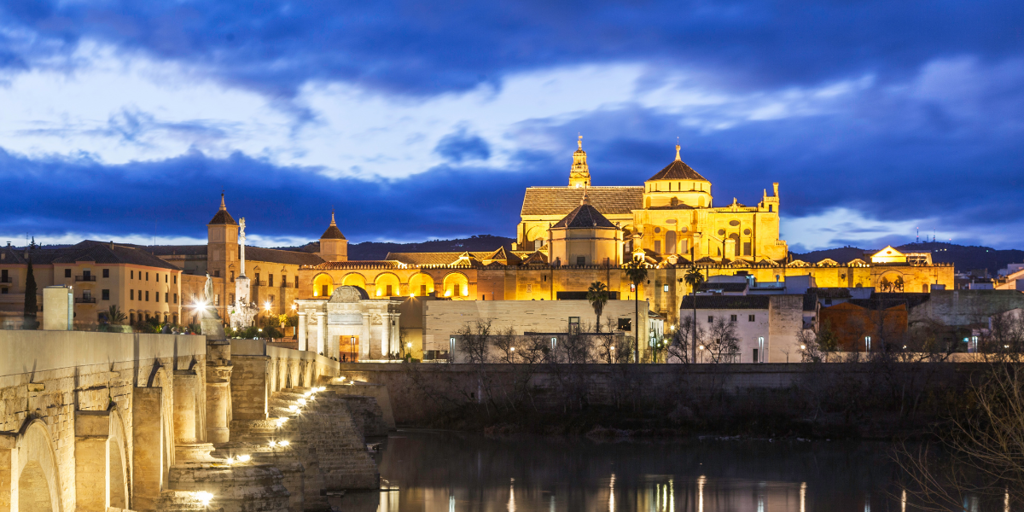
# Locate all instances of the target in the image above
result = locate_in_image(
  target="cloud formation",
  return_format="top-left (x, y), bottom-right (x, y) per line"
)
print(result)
top-left (0, 1), bottom-right (1021, 251)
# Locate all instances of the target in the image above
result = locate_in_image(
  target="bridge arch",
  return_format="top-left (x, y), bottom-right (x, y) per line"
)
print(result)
top-left (16, 419), bottom-right (64, 512)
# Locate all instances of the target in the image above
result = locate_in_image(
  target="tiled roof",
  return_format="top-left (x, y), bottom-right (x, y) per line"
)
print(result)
top-left (521, 187), bottom-right (642, 216)
top-left (143, 245), bottom-right (208, 256)
top-left (16, 241), bottom-right (182, 270)
top-left (648, 159), bottom-right (708, 182)
top-left (809, 288), bottom-right (853, 299)
top-left (320, 224), bottom-right (346, 240)
top-left (680, 295), bottom-right (770, 310)
top-left (246, 246), bottom-right (325, 266)
top-left (384, 252), bottom-right (494, 266)
top-left (0, 245), bottom-right (27, 264)
top-left (552, 203), bottom-right (617, 229)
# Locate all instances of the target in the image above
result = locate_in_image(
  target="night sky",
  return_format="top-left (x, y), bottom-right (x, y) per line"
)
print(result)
top-left (0, 1), bottom-right (1021, 252)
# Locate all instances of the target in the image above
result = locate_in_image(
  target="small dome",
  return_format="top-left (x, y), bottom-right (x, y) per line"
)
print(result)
top-left (647, 145), bottom-right (708, 182)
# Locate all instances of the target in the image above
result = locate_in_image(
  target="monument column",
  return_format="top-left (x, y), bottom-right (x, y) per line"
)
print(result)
top-left (315, 312), bottom-right (326, 355)
top-left (297, 311), bottom-right (308, 351)
top-left (360, 313), bottom-right (371, 360)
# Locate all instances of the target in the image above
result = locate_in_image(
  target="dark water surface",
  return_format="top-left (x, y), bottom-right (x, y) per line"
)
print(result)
top-left (354, 430), bottom-right (1001, 512)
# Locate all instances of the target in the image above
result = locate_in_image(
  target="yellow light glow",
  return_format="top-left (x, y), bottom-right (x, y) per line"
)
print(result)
top-left (279, 440), bottom-right (290, 447)
top-left (238, 454), bottom-right (251, 463)
top-left (195, 491), bottom-right (214, 506)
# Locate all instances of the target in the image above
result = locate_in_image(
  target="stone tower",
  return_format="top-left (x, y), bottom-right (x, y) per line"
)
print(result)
top-left (207, 193), bottom-right (238, 319)
top-left (568, 135), bottom-right (591, 188)
top-left (318, 211), bottom-right (348, 262)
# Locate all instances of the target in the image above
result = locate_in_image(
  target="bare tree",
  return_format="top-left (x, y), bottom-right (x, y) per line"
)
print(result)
top-left (492, 325), bottom-right (519, 363)
top-left (703, 316), bottom-right (740, 363)
top-left (897, 364), bottom-right (1024, 510)
top-left (455, 320), bottom-right (492, 364)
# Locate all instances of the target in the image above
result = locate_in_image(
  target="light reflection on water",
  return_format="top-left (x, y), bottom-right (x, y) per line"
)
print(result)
top-left (359, 430), bottom-right (1001, 512)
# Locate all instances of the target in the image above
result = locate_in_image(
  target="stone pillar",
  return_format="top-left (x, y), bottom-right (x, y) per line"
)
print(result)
top-left (205, 312), bottom-right (234, 446)
top-left (133, 387), bottom-right (163, 511)
top-left (297, 311), bottom-right (308, 351)
top-left (316, 312), bottom-right (326, 356)
top-left (381, 313), bottom-right (391, 358)
top-left (76, 410), bottom-right (111, 511)
top-left (360, 313), bottom-right (371, 360)
top-left (0, 433), bottom-right (16, 512)
top-left (172, 371), bottom-right (198, 445)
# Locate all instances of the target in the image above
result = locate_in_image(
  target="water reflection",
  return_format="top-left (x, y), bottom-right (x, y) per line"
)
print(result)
top-left (347, 430), bottom-right (1001, 511)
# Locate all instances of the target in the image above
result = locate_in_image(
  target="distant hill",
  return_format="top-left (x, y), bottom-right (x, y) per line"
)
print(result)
top-left (284, 235), bottom-right (517, 261)
top-left (794, 242), bottom-right (1024, 275)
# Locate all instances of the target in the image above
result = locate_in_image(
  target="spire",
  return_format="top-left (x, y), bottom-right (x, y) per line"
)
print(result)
top-left (580, 187), bottom-right (590, 206)
top-left (220, 192), bottom-right (226, 210)
top-left (675, 144), bottom-right (681, 162)
top-left (330, 209), bottom-right (337, 226)
top-left (208, 192), bottom-right (237, 225)
top-left (569, 135), bottom-right (591, 188)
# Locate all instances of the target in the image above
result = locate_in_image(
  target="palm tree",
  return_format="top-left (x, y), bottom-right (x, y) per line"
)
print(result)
top-left (684, 266), bottom-right (705, 363)
top-left (587, 281), bottom-right (609, 333)
top-left (624, 256), bottom-right (649, 363)
top-left (107, 305), bottom-right (127, 325)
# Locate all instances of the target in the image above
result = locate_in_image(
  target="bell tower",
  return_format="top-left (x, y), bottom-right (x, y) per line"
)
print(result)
top-left (568, 135), bottom-right (591, 189)
top-left (318, 211), bottom-right (348, 262)
top-left (206, 193), bottom-right (238, 318)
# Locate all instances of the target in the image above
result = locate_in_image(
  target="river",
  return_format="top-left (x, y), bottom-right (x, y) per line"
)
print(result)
top-left (337, 429), bottom-right (1009, 512)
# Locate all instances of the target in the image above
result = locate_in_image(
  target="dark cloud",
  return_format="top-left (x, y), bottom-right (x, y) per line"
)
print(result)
top-left (434, 129), bottom-right (490, 163)
top-left (0, 1), bottom-right (1021, 97)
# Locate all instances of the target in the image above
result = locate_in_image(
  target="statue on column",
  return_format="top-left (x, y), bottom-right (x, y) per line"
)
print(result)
top-left (229, 217), bottom-right (258, 329)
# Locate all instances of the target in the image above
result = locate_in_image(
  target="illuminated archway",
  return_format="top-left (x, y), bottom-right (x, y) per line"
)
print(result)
top-left (108, 408), bottom-right (129, 509)
top-left (373, 273), bottom-right (401, 297)
top-left (312, 273), bottom-right (335, 298)
top-left (409, 273), bottom-right (435, 296)
top-left (17, 420), bottom-right (63, 512)
top-left (442, 272), bottom-right (469, 298)
top-left (341, 273), bottom-right (366, 289)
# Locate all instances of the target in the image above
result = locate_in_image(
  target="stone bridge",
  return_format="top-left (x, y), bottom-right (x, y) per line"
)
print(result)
top-left (0, 323), bottom-right (391, 512)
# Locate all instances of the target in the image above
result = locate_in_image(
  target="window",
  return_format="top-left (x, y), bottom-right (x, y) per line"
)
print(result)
top-left (865, 336), bottom-right (872, 351)
top-left (102, 269), bottom-right (109, 278)
top-left (230, 270), bottom-right (235, 282)
top-left (214, 270), bottom-right (220, 278)
top-left (748, 314), bottom-right (755, 322)
top-left (173, 275), bottom-right (177, 284)
top-left (294, 276), bottom-right (299, 288)
top-left (256, 273), bottom-right (260, 285)
top-left (164, 274), bottom-right (168, 283)
top-left (568, 317), bottom-right (580, 333)
top-left (215, 294), bottom-right (220, 306)
top-left (654, 241), bottom-right (661, 253)
top-left (174, 293), bottom-right (178, 304)
top-left (131, 270), bottom-right (134, 279)
top-left (1, 269), bottom-right (7, 281)
top-left (421, 285), bottom-right (427, 296)
top-left (1, 288), bottom-right (7, 294)
top-left (385, 284), bottom-right (393, 296)
top-left (146, 272), bottom-right (149, 281)
top-left (618, 318), bottom-right (631, 330)
top-left (743, 242), bottom-right (751, 256)
top-left (576, 256), bottom-right (586, 266)
top-left (551, 337), bottom-right (557, 350)
top-left (130, 290), bottom-right (134, 300)
top-left (708, 316), bottom-right (714, 323)
top-left (164, 293), bottom-right (168, 303)
top-left (64, 269), bottom-right (71, 278)
top-left (757, 337), bottom-right (765, 363)
top-left (145, 291), bottom-right (149, 301)
top-left (102, 289), bottom-right (110, 301)
top-left (83, 270), bottom-right (91, 280)
top-left (663, 284), bottom-right (669, 292)
top-left (269, 274), bottom-right (274, 287)
top-left (730, 314), bottom-right (737, 322)
top-left (321, 284), bottom-right (329, 297)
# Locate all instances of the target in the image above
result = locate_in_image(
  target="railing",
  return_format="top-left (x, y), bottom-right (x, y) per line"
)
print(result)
top-left (75, 297), bottom-right (97, 303)
top-left (75, 275), bottom-right (96, 282)
top-left (0, 276), bottom-right (11, 283)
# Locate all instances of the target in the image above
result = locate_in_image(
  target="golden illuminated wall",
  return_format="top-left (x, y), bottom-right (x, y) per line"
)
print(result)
top-left (549, 226), bottom-right (622, 267)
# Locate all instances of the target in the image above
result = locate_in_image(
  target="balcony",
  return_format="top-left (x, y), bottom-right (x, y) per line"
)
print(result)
top-left (75, 275), bottom-right (97, 282)
top-left (75, 297), bottom-right (97, 304)
top-left (0, 276), bottom-right (11, 284)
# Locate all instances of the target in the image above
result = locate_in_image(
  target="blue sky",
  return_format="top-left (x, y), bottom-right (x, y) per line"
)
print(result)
top-left (0, 0), bottom-right (1021, 252)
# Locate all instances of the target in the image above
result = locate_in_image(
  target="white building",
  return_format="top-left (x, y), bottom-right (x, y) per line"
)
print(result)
top-left (678, 294), bottom-right (808, 363)
top-left (295, 286), bottom-right (402, 361)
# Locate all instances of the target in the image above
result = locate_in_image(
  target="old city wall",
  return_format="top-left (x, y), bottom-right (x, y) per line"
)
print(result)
top-left (910, 290), bottom-right (1024, 327)
top-left (339, 362), bottom-right (980, 433)
top-left (0, 330), bottom-right (206, 512)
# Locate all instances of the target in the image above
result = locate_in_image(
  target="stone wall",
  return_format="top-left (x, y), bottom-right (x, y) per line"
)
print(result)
top-left (339, 361), bottom-right (979, 430)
